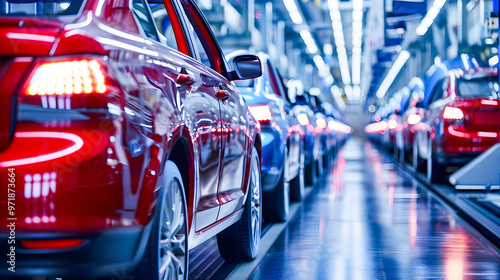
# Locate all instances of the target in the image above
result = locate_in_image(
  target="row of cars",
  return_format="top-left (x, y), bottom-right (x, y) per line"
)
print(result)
top-left (0, 0), bottom-right (350, 279)
top-left (366, 54), bottom-right (500, 183)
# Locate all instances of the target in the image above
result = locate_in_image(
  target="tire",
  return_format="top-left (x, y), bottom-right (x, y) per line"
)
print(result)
top-left (290, 147), bottom-right (305, 202)
top-left (217, 147), bottom-right (262, 260)
top-left (263, 148), bottom-right (290, 222)
top-left (138, 161), bottom-right (188, 280)
top-left (427, 139), bottom-right (445, 183)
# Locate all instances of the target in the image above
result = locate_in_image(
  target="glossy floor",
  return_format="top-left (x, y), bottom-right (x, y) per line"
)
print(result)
top-left (249, 137), bottom-right (500, 279)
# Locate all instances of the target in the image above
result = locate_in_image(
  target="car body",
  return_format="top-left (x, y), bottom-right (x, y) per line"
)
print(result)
top-left (233, 52), bottom-right (306, 221)
top-left (398, 77), bottom-right (425, 165)
top-left (287, 84), bottom-right (323, 185)
top-left (420, 68), bottom-right (499, 182)
top-left (0, 0), bottom-right (263, 278)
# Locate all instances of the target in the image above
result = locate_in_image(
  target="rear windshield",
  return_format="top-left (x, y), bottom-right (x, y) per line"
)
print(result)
top-left (457, 75), bottom-right (499, 98)
top-left (0, 0), bottom-right (83, 16)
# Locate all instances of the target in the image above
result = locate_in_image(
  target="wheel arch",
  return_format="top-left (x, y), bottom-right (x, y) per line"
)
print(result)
top-left (166, 126), bottom-right (195, 232)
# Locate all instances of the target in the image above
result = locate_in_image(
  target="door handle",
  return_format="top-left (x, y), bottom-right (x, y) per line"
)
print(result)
top-left (176, 74), bottom-right (195, 86)
top-left (216, 90), bottom-right (231, 101)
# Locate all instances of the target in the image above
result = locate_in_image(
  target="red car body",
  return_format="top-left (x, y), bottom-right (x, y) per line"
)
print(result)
top-left (0, 0), bottom-right (262, 278)
top-left (426, 68), bottom-right (500, 160)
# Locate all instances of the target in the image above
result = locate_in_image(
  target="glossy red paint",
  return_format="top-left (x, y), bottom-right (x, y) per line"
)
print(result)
top-left (0, 0), bottom-right (261, 276)
top-left (425, 68), bottom-right (500, 161)
top-left (21, 239), bottom-right (86, 250)
top-left (0, 57), bottom-right (33, 151)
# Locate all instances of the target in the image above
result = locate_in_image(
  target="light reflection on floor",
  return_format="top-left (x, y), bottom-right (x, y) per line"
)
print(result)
top-left (250, 137), bottom-right (500, 280)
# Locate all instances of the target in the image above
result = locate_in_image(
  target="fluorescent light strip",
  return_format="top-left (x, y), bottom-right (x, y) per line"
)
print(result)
top-left (416, 0), bottom-right (447, 36)
top-left (283, 0), bottom-right (303, 25)
top-left (300, 30), bottom-right (319, 54)
top-left (328, 0), bottom-right (351, 85)
top-left (352, 0), bottom-right (363, 85)
top-left (376, 50), bottom-right (410, 99)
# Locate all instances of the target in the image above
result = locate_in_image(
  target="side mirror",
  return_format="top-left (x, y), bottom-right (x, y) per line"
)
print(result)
top-left (228, 55), bottom-right (262, 81)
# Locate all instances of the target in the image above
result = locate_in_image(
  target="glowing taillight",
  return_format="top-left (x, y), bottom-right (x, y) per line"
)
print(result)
top-left (21, 239), bottom-right (85, 250)
top-left (249, 105), bottom-right (273, 123)
top-left (316, 118), bottom-right (327, 129)
top-left (442, 106), bottom-right (464, 120)
top-left (26, 59), bottom-right (107, 96)
top-left (297, 113), bottom-right (309, 126)
top-left (387, 119), bottom-right (398, 129)
top-left (406, 114), bottom-right (421, 125)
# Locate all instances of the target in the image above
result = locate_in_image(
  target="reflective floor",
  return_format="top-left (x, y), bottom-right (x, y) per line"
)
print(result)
top-left (249, 137), bottom-right (500, 280)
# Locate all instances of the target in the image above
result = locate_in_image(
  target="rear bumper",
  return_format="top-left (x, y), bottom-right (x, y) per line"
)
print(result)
top-left (0, 226), bottom-right (148, 278)
top-left (439, 125), bottom-right (499, 155)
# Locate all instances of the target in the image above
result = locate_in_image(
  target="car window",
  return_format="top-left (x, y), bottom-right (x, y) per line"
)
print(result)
top-left (179, 0), bottom-right (225, 74)
top-left (132, 0), bottom-right (159, 42)
top-left (186, 23), bottom-right (211, 68)
top-left (457, 75), bottom-right (499, 98)
top-left (266, 62), bottom-right (284, 97)
top-left (429, 79), bottom-right (447, 104)
top-left (148, 2), bottom-right (178, 50)
top-left (0, 0), bottom-right (83, 16)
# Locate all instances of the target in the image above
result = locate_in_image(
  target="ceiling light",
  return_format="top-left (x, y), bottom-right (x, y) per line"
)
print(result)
top-left (283, 0), bottom-right (303, 25)
top-left (376, 50), bottom-right (410, 99)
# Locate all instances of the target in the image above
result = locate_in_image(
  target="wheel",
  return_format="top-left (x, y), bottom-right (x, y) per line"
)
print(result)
top-left (263, 148), bottom-right (290, 222)
top-left (427, 139), bottom-right (445, 183)
top-left (290, 146), bottom-right (305, 202)
top-left (138, 161), bottom-right (188, 280)
top-left (217, 147), bottom-right (262, 260)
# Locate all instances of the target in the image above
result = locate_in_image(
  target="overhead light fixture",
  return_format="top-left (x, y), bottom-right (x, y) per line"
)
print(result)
top-left (328, 0), bottom-right (351, 85)
top-left (489, 55), bottom-right (498, 66)
top-left (352, 0), bottom-right (363, 85)
top-left (283, 0), bottom-right (303, 25)
top-left (416, 0), bottom-right (447, 36)
top-left (376, 50), bottom-right (410, 99)
top-left (300, 29), bottom-right (319, 54)
top-left (313, 55), bottom-right (325, 69)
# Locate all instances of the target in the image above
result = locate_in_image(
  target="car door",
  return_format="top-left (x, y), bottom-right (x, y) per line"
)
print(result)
top-left (144, 0), bottom-right (223, 231)
top-left (177, 0), bottom-right (249, 221)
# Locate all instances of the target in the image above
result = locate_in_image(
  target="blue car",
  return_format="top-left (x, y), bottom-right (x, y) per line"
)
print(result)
top-left (232, 52), bottom-right (305, 222)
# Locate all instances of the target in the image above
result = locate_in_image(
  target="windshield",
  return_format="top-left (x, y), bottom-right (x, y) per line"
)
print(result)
top-left (457, 75), bottom-right (500, 98)
top-left (0, 0), bottom-right (83, 16)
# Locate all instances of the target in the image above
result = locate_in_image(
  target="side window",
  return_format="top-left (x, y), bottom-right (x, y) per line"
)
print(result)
top-left (186, 24), bottom-right (211, 68)
top-left (180, 0), bottom-right (224, 73)
top-left (266, 62), bottom-right (282, 96)
top-left (148, 2), bottom-right (178, 50)
top-left (132, 0), bottom-right (159, 42)
top-left (430, 79), bottom-right (448, 104)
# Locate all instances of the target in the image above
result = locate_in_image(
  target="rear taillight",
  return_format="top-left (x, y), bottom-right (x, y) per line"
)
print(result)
top-left (387, 119), bottom-right (397, 129)
top-left (249, 105), bottom-right (273, 123)
top-left (19, 57), bottom-right (118, 111)
top-left (406, 114), bottom-right (421, 125)
top-left (442, 106), bottom-right (464, 120)
top-left (297, 113), bottom-right (309, 126)
top-left (26, 59), bottom-right (107, 96)
top-left (21, 239), bottom-right (85, 250)
top-left (316, 118), bottom-right (327, 129)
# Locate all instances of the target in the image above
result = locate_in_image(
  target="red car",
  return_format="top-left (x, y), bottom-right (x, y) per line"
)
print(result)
top-left (419, 68), bottom-right (500, 182)
top-left (0, 0), bottom-right (263, 279)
